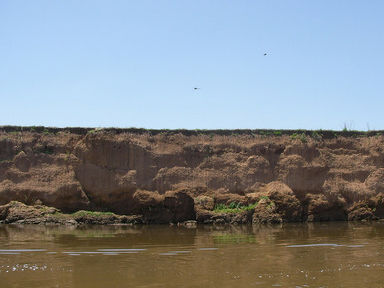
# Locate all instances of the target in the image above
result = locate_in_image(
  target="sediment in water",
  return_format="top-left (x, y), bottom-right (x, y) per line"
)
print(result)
top-left (1, 126), bottom-right (384, 224)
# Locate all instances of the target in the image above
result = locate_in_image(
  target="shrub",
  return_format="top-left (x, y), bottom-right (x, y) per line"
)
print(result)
top-left (299, 133), bottom-right (307, 143)
top-left (274, 131), bottom-right (282, 136)
top-left (311, 131), bottom-right (322, 141)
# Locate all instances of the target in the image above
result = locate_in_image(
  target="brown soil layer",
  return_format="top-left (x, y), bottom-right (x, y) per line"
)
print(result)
top-left (1, 126), bottom-right (384, 224)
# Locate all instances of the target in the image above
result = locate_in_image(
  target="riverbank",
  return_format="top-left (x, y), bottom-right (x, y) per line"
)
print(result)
top-left (1, 126), bottom-right (384, 224)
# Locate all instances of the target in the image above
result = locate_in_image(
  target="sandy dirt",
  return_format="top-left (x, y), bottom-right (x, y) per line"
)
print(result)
top-left (1, 128), bottom-right (384, 223)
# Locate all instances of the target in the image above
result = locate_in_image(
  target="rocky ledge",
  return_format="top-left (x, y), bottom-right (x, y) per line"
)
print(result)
top-left (0, 201), bottom-right (143, 225)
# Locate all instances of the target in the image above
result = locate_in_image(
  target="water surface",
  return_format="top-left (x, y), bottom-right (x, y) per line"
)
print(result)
top-left (1, 222), bottom-right (384, 287)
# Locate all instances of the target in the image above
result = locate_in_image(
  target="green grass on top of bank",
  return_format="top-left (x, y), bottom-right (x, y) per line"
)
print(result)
top-left (1, 125), bottom-right (383, 139)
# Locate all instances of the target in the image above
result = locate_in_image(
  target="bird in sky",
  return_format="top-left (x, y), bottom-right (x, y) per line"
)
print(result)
top-left (193, 87), bottom-right (200, 90)
top-left (264, 53), bottom-right (267, 56)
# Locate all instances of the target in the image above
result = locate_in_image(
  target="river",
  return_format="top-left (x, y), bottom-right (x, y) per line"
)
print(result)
top-left (1, 222), bottom-right (384, 287)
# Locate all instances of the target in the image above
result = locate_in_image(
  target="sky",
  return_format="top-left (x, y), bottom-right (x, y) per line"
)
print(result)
top-left (1, 0), bottom-right (384, 130)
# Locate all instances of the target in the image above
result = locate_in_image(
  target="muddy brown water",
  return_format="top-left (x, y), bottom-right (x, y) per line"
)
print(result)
top-left (1, 223), bottom-right (384, 288)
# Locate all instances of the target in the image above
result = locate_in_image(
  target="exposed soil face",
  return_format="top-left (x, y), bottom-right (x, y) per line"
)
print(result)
top-left (1, 128), bottom-right (384, 224)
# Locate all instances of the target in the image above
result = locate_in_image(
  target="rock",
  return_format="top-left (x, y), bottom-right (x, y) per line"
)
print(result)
top-left (213, 192), bottom-right (247, 206)
top-left (194, 195), bottom-right (214, 210)
top-left (252, 198), bottom-right (282, 224)
top-left (179, 220), bottom-right (197, 228)
top-left (195, 208), bottom-right (215, 223)
top-left (265, 182), bottom-right (302, 222)
top-left (228, 210), bottom-right (252, 224)
top-left (245, 192), bottom-right (263, 204)
top-left (0, 201), bottom-right (59, 224)
top-left (65, 219), bottom-right (78, 225)
top-left (368, 193), bottom-right (384, 218)
top-left (214, 218), bottom-right (226, 225)
top-left (348, 201), bottom-right (376, 221)
top-left (306, 194), bottom-right (347, 221)
top-left (132, 189), bottom-right (164, 209)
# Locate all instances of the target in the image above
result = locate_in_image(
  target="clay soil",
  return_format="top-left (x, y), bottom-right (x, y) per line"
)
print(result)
top-left (1, 127), bottom-right (384, 224)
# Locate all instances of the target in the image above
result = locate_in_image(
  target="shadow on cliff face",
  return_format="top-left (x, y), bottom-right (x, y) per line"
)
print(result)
top-left (130, 190), bottom-right (195, 223)
top-left (303, 194), bottom-right (348, 221)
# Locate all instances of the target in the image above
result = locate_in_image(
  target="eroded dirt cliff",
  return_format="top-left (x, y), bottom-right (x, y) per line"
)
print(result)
top-left (1, 128), bottom-right (384, 224)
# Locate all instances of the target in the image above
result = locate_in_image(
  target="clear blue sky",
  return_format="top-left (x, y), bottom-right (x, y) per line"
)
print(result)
top-left (1, 1), bottom-right (383, 130)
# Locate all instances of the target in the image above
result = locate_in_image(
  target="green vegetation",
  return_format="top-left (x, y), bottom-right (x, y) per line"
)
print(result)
top-left (213, 196), bottom-right (277, 214)
top-left (290, 133), bottom-right (299, 140)
top-left (87, 128), bottom-right (104, 135)
top-left (43, 128), bottom-right (52, 135)
top-left (290, 132), bottom-right (307, 143)
top-left (71, 210), bottom-right (115, 217)
top-left (273, 130), bottom-right (282, 136)
top-left (311, 130), bottom-right (322, 141)
top-left (300, 133), bottom-right (307, 143)
top-left (258, 196), bottom-right (275, 209)
top-left (214, 202), bottom-right (258, 214)
top-left (266, 200), bottom-right (276, 210)
top-left (2, 125), bottom-right (384, 139)
top-left (213, 233), bottom-right (257, 244)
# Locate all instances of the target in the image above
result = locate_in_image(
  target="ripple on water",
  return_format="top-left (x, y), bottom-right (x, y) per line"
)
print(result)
top-left (159, 252), bottom-right (178, 256)
top-left (0, 249), bottom-right (46, 252)
top-left (159, 250), bottom-right (192, 256)
top-left (61, 249), bottom-right (146, 256)
top-left (97, 249), bottom-right (146, 252)
top-left (63, 252), bottom-right (104, 254)
top-left (198, 248), bottom-right (218, 251)
top-left (286, 244), bottom-right (342, 248)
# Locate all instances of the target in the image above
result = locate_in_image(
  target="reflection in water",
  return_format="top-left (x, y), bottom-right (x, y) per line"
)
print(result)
top-left (0, 223), bottom-right (384, 287)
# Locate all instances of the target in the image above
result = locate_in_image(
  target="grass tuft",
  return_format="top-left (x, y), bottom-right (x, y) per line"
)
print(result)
top-left (71, 210), bottom-right (115, 217)
top-left (214, 202), bottom-right (258, 214)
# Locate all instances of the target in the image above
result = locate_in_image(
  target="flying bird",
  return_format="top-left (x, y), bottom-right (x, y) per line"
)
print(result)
top-left (264, 53), bottom-right (267, 56)
top-left (194, 87), bottom-right (201, 90)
